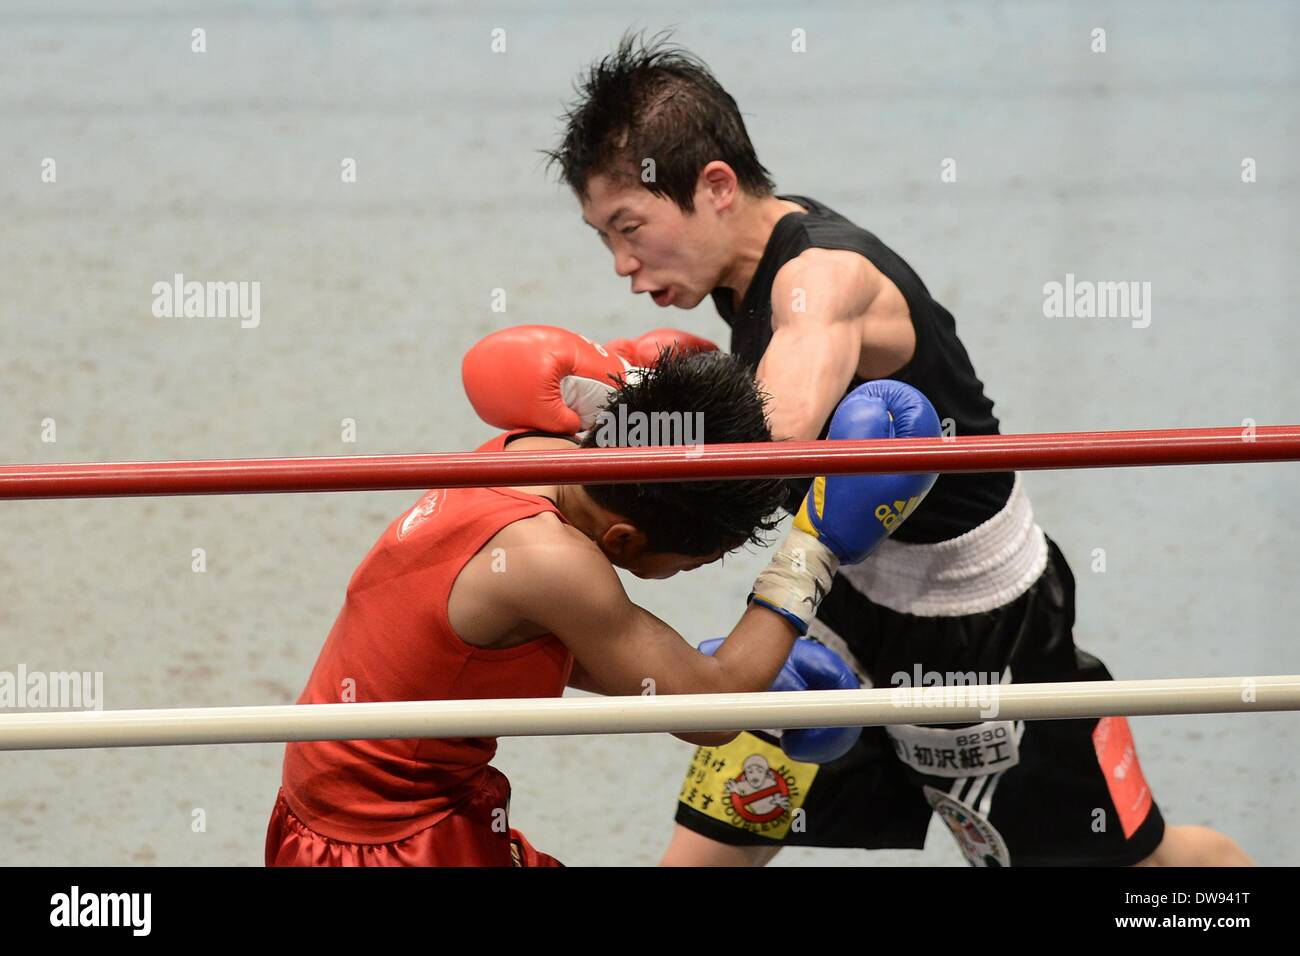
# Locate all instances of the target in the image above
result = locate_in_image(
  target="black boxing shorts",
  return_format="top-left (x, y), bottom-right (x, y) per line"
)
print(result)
top-left (673, 535), bottom-right (1166, 866)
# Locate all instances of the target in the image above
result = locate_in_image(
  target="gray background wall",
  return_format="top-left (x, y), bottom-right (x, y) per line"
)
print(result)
top-left (1, 0), bottom-right (1296, 865)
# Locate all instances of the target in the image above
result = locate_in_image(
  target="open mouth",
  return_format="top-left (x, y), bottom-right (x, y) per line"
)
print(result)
top-left (650, 288), bottom-right (673, 307)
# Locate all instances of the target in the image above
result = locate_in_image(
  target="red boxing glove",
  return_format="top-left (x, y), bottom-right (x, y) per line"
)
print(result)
top-left (604, 328), bottom-right (718, 368)
top-left (461, 325), bottom-right (632, 435)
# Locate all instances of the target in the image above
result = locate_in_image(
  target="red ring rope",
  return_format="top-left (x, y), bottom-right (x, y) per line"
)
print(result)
top-left (0, 426), bottom-right (1296, 500)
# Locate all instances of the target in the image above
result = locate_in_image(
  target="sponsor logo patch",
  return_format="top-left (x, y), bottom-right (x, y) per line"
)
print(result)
top-left (1092, 716), bottom-right (1153, 838)
top-left (398, 489), bottom-right (445, 539)
top-left (923, 785), bottom-right (1011, 867)
top-left (677, 733), bottom-right (819, 839)
top-left (886, 721), bottom-right (1021, 778)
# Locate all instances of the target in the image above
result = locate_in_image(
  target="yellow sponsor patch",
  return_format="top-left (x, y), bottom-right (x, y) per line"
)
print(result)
top-left (676, 733), bottom-right (820, 839)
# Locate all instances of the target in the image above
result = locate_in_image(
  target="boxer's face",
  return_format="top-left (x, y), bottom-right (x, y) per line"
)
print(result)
top-left (619, 544), bottom-right (726, 580)
top-left (595, 520), bottom-right (730, 579)
top-left (581, 173), bottom-right (728, 311)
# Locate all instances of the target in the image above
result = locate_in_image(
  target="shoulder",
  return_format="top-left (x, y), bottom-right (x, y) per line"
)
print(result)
top-left (489, 507), bottom-right (587, 560)
top-left (488, 511), bottom-right (623, 607)
top-left (771, 246), bottom-right (883, 322)
top-left (451, 506), bottom-right (624, 649)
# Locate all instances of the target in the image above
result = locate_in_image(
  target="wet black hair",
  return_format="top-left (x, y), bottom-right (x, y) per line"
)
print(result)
top-left (580, 348), bottom-right (787, 556)
top-left (544, 30), bottom-right (776, 211)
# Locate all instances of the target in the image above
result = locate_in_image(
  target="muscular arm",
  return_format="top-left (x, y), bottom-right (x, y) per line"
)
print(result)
top-left (566, 658), bottom-right (603, 694)
top-left (496, 519), bottom-right (798, 745)
top-left (756, 249), bottom-right (878, 441)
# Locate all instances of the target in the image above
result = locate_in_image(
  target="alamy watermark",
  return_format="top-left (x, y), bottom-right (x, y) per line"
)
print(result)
top-left (591, 403), bottom-right (705, 458)
top-left (50, 886), bottom-right (150, 936)
top-left (1042, 273), bottom-right (1152, 329)
top-left (889, 665), bottom-right (1002, 719)
top-left (0, 665), bottom-right (104, 710)
top-left (151, 273), bottom-right (260, 328)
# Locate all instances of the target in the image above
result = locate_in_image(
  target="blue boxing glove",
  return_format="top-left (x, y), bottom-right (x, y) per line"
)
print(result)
top-left (749, 380), bottom-right (942, 634)
top-left (793, 379), bottom-right (942, 563)
top-left (698, 637), bottom-right (862, 764)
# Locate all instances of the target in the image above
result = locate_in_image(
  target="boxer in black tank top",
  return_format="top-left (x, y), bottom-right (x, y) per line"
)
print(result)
top-left (714, 194), bottom-right (1012, 540)
top-left (545, 32), bottom-right (1249, 868)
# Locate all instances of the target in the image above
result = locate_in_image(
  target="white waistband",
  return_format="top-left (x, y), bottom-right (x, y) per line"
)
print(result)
top-left (834, 472), bottom-right (1048, 617)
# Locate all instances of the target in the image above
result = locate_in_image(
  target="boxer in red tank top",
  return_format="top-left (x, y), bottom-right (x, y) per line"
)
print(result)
top-left (268, 430), bottom-right (581, 867)
top-left (267, 329), bottom-right (921, 866)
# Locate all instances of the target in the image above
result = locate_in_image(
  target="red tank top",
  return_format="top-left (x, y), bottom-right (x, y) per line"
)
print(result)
top-left (281, 431), bottom-right (575, 842)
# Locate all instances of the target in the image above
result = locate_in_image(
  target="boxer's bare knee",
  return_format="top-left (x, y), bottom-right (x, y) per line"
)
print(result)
top-left (1133, 824), bottom-right (1253, 867)
top-left (659, 824), bottom-right (782, 867)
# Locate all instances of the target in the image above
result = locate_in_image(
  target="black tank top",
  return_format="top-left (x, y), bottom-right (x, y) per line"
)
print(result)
top-left (712, 194), bottom-right (1013, 543)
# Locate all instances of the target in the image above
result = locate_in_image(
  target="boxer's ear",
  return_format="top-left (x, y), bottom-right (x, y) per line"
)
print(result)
top-left (599, 521), bottom-right (649, 559)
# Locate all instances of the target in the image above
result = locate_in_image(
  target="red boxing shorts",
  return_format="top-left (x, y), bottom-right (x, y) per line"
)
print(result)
top-left (265, 766), bottom-right (562, 867)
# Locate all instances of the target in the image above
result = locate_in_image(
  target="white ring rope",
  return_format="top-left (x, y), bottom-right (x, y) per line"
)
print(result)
top-left (0, 675), bottom-right (1296, 752)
